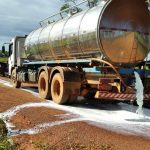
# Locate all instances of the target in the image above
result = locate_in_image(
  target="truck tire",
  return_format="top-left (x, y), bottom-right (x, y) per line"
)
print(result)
top-left (66, 82), bottom-right (80, 104)
top-left (38, 71), bottom-right (51, 99)
top-left (51, 73), bottom-right (69, 104)
top-left (11, 69), bottom-right (21, 88)
top-left (68, 95), bottom-right (77, 104)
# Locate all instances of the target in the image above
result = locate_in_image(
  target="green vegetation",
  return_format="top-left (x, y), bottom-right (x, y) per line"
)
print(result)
top-left (60, 0), bottom-right (80, 14)
top-left (60, 0), bottom-right (100, 13)
top-left (62, 0), bottom-right (77, 5)
top-left (60, 0), bottom-right (77, 10)
top-left (0, 138), bottom-right (13, 150)
top-left (0, 57), bottom-right (8, 63)
top-left (0, 50), bottom-right (8, 63)
top-left (0, 119), bottom-right (13, 150)
top-left (0, 119), bottom-right (7, 137)
top-left (60, 3), bottom-right (70, 11)
top-left (0, 119), bottom-right (20, 150)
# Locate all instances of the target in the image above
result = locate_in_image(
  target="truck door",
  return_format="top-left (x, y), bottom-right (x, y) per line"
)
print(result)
top-left (8, 43), bottom-right (14, 76)
top-left (8, 37), bottom-right (26, 76)
top-left (15, 38), bottom-right (26, 66)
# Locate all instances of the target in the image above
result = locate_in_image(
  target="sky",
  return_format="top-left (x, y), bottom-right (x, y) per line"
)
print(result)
top-left (0, 0), bottom-right (65, 48)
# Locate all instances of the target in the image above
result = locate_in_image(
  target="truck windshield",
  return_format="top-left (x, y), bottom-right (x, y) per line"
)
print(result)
top-left (9, 44), bottom-right (13, 56)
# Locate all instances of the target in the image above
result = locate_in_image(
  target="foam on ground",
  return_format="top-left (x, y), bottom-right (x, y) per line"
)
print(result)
top-left (0, 79), bottom-right (150, 138)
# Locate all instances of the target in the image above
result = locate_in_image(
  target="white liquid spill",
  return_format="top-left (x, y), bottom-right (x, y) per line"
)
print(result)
top-left (1, 101), bottom-right (150, 138)
top-left (54, 113), bottom-right (76, 119)
top-left (0, 102), bottom-right (85, 136)
top-left (134, 71), bottom-right (144, 116)
top-left (9, 118), bottom-right (86, 136)
top-left (0, 79), bottom-right (150, 138)
top-left (0, 79), bottom-right (12, 87)
top-left (21, 87), bottom-right (39, 97)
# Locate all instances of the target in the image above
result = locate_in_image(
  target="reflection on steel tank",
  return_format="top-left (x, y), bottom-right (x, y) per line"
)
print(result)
top-left (25, 0), bottom-right (150, 66)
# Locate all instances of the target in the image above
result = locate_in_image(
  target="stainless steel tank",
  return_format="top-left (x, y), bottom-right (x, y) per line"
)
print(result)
top-left (25, 0), bottom-right (150, 66)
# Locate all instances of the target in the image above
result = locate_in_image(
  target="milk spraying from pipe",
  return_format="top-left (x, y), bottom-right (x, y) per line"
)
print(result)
top-left (134, 71), bottom-right (144, 116)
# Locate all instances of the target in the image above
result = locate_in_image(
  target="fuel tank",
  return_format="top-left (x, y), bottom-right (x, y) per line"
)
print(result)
top-left (25, 0), bottom-right (150, 66)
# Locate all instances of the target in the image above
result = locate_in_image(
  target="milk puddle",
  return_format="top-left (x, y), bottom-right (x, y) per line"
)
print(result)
top-left (0, 79), bottom-right (150, 138)
top-left (9, 118), bottom-right (86, 136)
top-left (0, 79), bottom-right (13, 87)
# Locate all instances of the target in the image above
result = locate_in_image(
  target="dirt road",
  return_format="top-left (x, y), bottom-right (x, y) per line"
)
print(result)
top-left (0, 77), bottom-right (150, 150)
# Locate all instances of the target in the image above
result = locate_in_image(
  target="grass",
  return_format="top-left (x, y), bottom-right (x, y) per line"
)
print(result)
top-left (0, 138), bottom-right (13, 150)
top-left (0, 57), bottom-right (8, 63)
top-left (0, 119), bottom-right (15, 150)
top-left (0, 119), bottom-right (7, 137)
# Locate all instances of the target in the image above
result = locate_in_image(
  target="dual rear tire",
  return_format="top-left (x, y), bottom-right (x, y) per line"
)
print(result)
top-left (38, 72), bottom-right (79, 104)
top-left (38, 71), bottom-right (51, 99)
top-left (51, 73), bottom-right (69, 104)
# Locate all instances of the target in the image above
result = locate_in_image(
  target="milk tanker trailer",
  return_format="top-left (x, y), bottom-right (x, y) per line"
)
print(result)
top-left (3, 0), bottom-right (150, 104)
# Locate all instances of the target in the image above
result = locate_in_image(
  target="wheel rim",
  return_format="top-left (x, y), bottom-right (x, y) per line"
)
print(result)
top-left (53, 80), bottom-right (61, 98)
top-left (38, 71), bottom-right (51, 99)
top-left (40, 77), bottom-right (46, 92)
top-left (11, 71), bottom-right (16, 84)
top-left (51, 73), bottom-right (68, 104)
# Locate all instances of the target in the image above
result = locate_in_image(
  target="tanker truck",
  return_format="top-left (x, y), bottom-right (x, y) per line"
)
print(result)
top-left (3, 0), bottom-right (150, 104)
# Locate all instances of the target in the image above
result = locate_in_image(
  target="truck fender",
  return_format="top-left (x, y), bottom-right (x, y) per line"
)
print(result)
top-left (49, 66), bottom-right (81, 83)
top-left (38, 66), bottom-right (51, 80)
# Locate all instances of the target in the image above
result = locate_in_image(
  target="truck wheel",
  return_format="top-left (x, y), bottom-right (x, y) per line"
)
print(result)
top-left (67, 82), bottom-right (80, 104)
top-left (68, 95), bottom-right (77, 104)
top-left (51, 73), bottom-right (69, 104)
top-left (38, 71), bottom-right (51, 99)
top-left (11, 69), bottom-right (21, 88)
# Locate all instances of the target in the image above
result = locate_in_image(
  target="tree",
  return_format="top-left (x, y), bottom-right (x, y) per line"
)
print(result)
top-left (88, 0), bottom-right (99, 7)
top-left (60, 3), bottom-right (70, 12)
top-left (61, 0), bottom-right (77, 5)
top-left (60, 0), bottom-right (77, 12)
top-left (60, 0), bottom-right (82, 13)
top-left (0, 50), bottom-right (9, 57)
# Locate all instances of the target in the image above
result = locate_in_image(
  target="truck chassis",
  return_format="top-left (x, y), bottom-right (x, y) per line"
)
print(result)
top-left (10, 58), bottom-right (150, 104)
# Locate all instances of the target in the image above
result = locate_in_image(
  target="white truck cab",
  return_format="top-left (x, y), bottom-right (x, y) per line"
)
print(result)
top-left (8, 36), bottom-right (27, 76)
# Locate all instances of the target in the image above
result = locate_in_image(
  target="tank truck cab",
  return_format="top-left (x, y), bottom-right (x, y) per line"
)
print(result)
top-left (8, 36), bottom-right (27, 77)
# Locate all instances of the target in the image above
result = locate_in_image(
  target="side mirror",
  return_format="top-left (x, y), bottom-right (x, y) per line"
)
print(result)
top-left (2, 46), bottom-right (5, 54)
